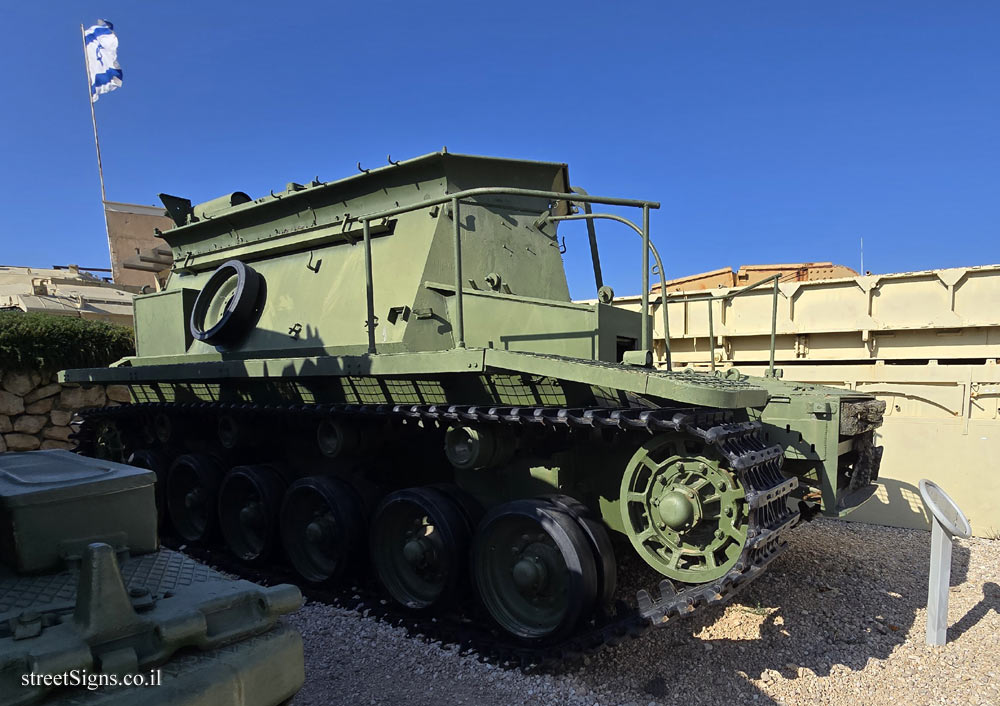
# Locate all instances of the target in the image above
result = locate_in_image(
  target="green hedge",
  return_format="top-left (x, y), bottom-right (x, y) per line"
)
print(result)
top-left (0, 312), bottom-right (134, 372)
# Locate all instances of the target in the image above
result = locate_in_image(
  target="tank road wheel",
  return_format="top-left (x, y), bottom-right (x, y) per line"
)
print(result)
top-left (370, 487), bottom-right (473, 611)
top-left (539, 494), bottom-right (617, 609)
top-left (279, 476), bottom-right (366, 584)
top-left (93, 419), bottom-right (126, 463)
top-left (218, 465), bottom-right (288, 562)
top-left (166, 454), bottom-right (223, 543)
top-left (473, 499), bottom-right (598, 642)
top-left (128, 449), bottom-right (171, 526)
top-left (153, 413), bottom-right (174, 445)
top-left (444, 425), bottom-right (515, 470)
top-left (620, 434), bottom-right (748, 583)
top-left (217, 414), bottom-right (263, 450)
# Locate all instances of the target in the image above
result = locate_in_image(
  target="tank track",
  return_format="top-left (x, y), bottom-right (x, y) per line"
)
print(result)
top-left (71, 400), bottom-right (800, 668)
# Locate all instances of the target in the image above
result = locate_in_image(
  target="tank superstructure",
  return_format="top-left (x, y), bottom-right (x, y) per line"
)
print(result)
top-left (131, 153), bottom-right (636, 362)
top-left (62, 151), bottom-right (884, 654)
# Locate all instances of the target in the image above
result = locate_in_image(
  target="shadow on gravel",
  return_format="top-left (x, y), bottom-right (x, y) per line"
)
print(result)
top-left (949, 581), bottom-right (999, 641)
top-left (710, 520), bottom-right (971, 679)
top-left (575, 519), bottom-right (972, 705)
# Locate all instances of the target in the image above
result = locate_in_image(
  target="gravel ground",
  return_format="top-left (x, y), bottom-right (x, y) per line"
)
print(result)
top-left (287, 519), bottom-right (1000, 706)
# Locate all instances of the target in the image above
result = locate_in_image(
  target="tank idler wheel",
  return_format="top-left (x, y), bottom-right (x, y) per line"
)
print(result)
top-left (370, 487), bottom-right (473, 611)
top-left (620, 434), bottom-right (748, 583)
top-left (128, 448), bottom-right (171, 527)
top-left (166, 453), bottom-right (224, 543)
top-left (218, 464), bottom-right (288, 562)
top-left (538, 494), bottom-right (617, 610)
top-left (280, 476), bottom-right (366, 584)
top-left (473, 499), bottom-right (599, 642)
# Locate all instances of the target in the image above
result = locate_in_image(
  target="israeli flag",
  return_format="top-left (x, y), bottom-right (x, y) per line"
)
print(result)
top-left (85, 20), bottom-right (122, 102)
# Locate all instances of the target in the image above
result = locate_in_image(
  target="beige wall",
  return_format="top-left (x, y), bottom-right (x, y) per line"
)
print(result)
top-left (104, 202), bottom-right (174, 289)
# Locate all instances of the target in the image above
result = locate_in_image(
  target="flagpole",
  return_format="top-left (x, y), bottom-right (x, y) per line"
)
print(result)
top-left (80, 23), bottom-right (113, 273)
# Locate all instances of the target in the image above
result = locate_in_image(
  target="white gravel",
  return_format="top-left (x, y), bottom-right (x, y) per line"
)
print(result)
top-left (287, 518), bottom-right (1000, 706)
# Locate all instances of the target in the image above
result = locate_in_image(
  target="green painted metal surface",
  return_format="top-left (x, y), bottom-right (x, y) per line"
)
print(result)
top-left (750, 374), bottom-right (885, 516)
top-left (0, 451), bottom-right (304, 706)
top-left (0, 450), bottom-right (157, 573)
top-left (147, 153), bottom-right (580, 360)
top-left (618, 435), bottom-right (748, 582)
top-left (28, 624), bottom-right (304, 706)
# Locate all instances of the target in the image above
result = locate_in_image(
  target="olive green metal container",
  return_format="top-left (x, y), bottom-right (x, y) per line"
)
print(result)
top-left (0, 450), bottom-right (157, 573)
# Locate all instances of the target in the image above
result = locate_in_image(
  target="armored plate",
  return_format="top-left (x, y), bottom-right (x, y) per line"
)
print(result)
top-left (483, 350), bottom-right (769, 409)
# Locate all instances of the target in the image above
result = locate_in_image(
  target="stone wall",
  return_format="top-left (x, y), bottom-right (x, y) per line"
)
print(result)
top-left (0, 370), bottom-right (128, 452)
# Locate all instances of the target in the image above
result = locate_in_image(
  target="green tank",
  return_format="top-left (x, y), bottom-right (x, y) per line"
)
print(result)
top-left (0, 449), bottom-right (304, 706)
top-left (62, 151), bottom-right (884, 653)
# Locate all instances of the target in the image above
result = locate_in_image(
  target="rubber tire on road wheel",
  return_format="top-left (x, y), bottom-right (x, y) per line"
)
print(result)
top-left (280, 476), bottom-right (367, 584)
top-left (218, 464), bottom-right (288, 563)
top-left (473, 499), bottom-right (599, 643)
top-left (370, 486), bottom-right (473, 612)
top-left (538, 494), bottom-right (618, 609)
top-left (166, 453), bottom-right (223, 543)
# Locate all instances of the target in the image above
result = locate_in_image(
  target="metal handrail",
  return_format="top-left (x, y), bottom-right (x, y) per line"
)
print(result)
top-left (663, 274), bottom-right (780, 377)
top-left (356, 186), bottom-right (660, 356)
top-left (544, 212), bottom-right (672, 371)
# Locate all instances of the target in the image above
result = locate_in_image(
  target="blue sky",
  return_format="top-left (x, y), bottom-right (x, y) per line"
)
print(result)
top-left (2, 2), bottom-right (998, 299)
